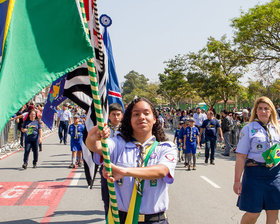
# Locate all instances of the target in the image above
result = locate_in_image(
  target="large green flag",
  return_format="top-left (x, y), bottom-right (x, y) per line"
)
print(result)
top-left (0, 0), bottom-right (94, 132)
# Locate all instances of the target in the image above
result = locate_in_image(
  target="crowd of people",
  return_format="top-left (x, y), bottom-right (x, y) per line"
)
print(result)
top-left (8, 96), bottom-right (280, 224)
top-left (11, 102), bottom-right (87, 170)
top-left (160, 106), bottom-right (255, 167)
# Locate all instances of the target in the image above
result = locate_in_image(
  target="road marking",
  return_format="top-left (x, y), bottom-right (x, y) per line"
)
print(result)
top-left (200, 176), bottom-right (221, 189)
top-left (70, 172), bottom-right (82, 186)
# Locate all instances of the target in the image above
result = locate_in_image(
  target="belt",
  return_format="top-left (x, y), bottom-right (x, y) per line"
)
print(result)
top-left (246, 159), bottom-right (273, 168)
top-left (119, 211), bottom-right (167, 222)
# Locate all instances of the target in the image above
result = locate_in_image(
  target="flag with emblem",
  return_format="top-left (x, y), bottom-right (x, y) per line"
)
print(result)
top-left (100, 14), bottom-right (125, 111)
top-left (0, 0), bottom-right (94, 132)
top-left (262, 143), bottom-right (280, 166)
top-left (42, 74), bottom-right (67, 130)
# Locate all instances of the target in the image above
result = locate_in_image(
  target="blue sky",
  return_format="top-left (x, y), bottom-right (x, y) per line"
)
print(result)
top-left (98, 0), bottom-right (270, 84)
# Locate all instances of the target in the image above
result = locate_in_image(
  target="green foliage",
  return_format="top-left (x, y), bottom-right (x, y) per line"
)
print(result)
top-left (122, 70), bottom-right (160, 105)
top-left (157, 55), bottom-right (195, 107)
top-left (186, 36), bottom-right (247, 109)
top-left (122, 70), bottom-right (149, 96)
top-left (232, 0), bottom-right (280, 65)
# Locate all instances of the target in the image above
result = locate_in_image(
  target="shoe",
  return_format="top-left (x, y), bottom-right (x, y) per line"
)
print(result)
top-left (64, 142), bottom-right (67, 145)
top-left (69, 163), bottom-right (75, 168)
top-left (210, 161), bottom-right (215, 165)
top-left (178, 159), bottom-right (181, 162)
top-left (60, 139), bottom-right (62, 144)
top-left (78, 162), bottom-right (82, 167)
top-left (188, 165), bottom-right (191, 171)
top-left (205, 158), bottom-right (208, 164)
top-left (181, 157), bottom-right (184, 161)
top-left (222, 153), bottom-right (230, 156)
top-left (193, 165), bottom-right (196, 170)
top-left (22, 164), bottom-right (27, 169)
top-left (33, 164), bottom-right (37, 168)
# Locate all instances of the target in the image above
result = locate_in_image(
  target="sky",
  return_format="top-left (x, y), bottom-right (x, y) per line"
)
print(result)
top-left (98, 0), bottom-right (270, 84)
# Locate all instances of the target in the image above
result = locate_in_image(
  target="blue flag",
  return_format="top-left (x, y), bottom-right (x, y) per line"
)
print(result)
top-left (0, 0), bottom-right (9, 64)
top-left (100, 14), bottom-right (124, 111)
top-left (42, 74), bottom-right (67, 129)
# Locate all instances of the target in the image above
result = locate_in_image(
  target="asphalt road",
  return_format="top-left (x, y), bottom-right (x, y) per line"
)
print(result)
top-left (0, 129), bottom-right (271, 223)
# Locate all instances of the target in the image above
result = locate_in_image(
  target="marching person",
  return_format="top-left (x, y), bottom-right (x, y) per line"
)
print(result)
top-left (234, 96), bottom-right (280, 224)
top-left (21, 110), bottom-right (42, 169)
top-left (57, 103), bottom-right (72, 145)
top-left (200, 110), bottom-right (223, 165)
top-left (68, 114), bottom-right (85, 168)
top-left (183, 118), bottom-right (200, 170)
top-left (174, 121), bottom-right (184, 162)
top-left (86, 97), bottom-right (177, 224)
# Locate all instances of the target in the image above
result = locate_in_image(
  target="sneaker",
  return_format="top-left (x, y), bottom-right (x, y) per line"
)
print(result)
top-left (69, 163), bottom-right (75, 168)
top-left (22, 164), bottom-right (27, 169)
top-left (78, 162), bottom-right (82, 167)
top-left (205, 158), bottom-right (208, 164)
top-left (33, 164), bottom-right (37, 168)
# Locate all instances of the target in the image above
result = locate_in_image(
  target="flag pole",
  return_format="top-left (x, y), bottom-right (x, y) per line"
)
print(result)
top-left (79, 1), bottom-right (120, 223)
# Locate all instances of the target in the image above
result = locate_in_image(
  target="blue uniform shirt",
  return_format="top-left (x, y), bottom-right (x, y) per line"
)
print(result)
top-left (184, 126), bottom-right (199, 144)
top-left (99, 135), bottom-right (177, 214)
top-left (174, 128), bottom-right (181, 144)
top-left (68, 124), bottom-right (85, 151)
top-left (236, 121), bottom-right (280, 163)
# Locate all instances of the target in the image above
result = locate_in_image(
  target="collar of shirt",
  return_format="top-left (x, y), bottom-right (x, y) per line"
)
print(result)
top-left (127, 135), bottom-right (156, 149)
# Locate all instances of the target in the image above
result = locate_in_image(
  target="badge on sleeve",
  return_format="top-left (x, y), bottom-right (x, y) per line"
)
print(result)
top-left (256, 144), bottom-right (263, 150)
top-left (251, 129), bottom-right (258, 135)
top-left (150, 179), bottom-right (157, 187)
top-left (165, 154), bottom-right (174, 161)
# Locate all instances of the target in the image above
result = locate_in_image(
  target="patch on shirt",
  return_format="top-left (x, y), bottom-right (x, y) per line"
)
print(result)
top-left (116, 178), bottom-right (123, 186)
top-left (251, 129), bottom-right (258, 135)
top-left (256, 144), bottom-right (263, 150)
top-left (165, 154), bottom-right (174, 161)
top-left (150, 152), bottom-right (157, 159)
top-left (150, 179), bottom-right (157, 187)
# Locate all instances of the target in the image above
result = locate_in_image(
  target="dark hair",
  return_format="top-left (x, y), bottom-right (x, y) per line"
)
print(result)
top-left (221, 109), bottom-right (228, 115)
top-left (26, 110), bottom-right (38, 121)
top-left (109, 103), bottom-right (124, 114)
top-left (119, 97), bottom-right (167, 142)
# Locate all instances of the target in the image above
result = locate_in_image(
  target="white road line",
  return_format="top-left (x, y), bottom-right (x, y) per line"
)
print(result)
top-left (200, 176), bottom-right (221, 189)
top-left (70, 173), bottom-right (82, 186)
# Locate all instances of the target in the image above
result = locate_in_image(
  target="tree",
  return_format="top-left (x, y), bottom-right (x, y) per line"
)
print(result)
top-left (232, 0), bottom-right (280, 76)
top-left (122, 70), bottom-right (149, 96)
top-left (186, 35), bottom-right (248, 109)
top-left (158, 55), bottom-right (194, 108)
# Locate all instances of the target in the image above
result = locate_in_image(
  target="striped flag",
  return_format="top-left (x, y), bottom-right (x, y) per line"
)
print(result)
top-left (63, 0), bottom-right (108, 184)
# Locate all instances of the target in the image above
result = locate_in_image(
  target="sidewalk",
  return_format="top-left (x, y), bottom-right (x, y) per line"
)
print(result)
top-left (0, 132), bottom-right (105, 224)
